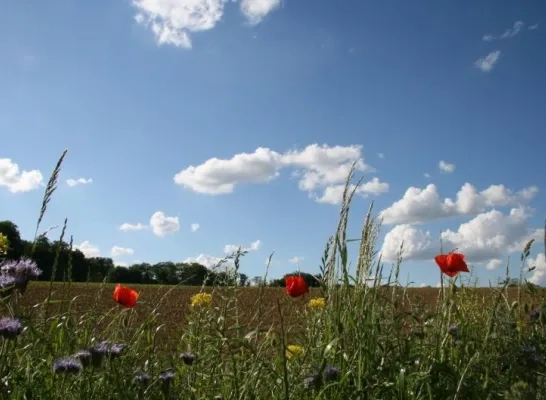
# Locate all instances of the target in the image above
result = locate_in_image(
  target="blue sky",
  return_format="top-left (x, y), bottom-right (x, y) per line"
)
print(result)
top-left (1, 0), bottom-right (545, 286)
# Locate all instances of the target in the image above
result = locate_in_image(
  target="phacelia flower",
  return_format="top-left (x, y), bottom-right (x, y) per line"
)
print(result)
top-left (0, 275), bottom-right (16, 292)
top-left (180, 351), bottom-right (197, 366)
top-left (113, 284), bottom-right (139, 308)
top-left (530, 309), bottom-right (540, 322)
top-left (0, 258), bottom-right (42, 294)
top-left (159, 369), bottom-right (175, 395)
top-left (286, 345), bottom-right (304, 360)
top-left (434, 253), bottom-right (469, 278)
top-left (448, 324), bottom-right (459, 337)
top-left (134, 372), bottom-right (152, 385)
top-left (72, 350), bottom-right (92, 367)
top-left (323, 365), bottom-right (340, 382)
top-left (303, 375), bottom-right (321, 389)
top-left (0, 233), bottom-right (8, 255)
top-left (285, 275), bottom-right (309, 298)
top-left (191, 292), bottom-right (212, 307)
top-left (53, 357), bottom-right (83, 374)
top-left (307, 297), bottom-right (326, 310)
top-left (0, 317), bottom-right (23, 339)
top-left (89, 341), bottom-right (127, 365)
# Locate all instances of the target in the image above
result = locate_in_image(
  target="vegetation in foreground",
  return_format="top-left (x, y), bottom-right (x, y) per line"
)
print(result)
top-left (1, 149), bottom-right (546, 399)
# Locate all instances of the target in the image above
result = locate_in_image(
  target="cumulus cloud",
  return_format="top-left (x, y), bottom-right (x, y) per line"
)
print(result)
top-left (184, 254), bottom-right (226, 269)
top-left (150, 211), bottom-right (180, 237)
top-left (315, 178), bottom-right (389, 205)
top-left (474, 50), bottom-right (501, 72)
top-left (132, 0), bottom-right (281, 49)
top-left (191, 223), bottom-right (200, 232)
top-left (174, 144), bottom-right (386, 205)
top-left (111, 246), bottom-right (135, 257)
top-left (240, 0), bottom-right (281, 25)
top-left (528, 253), bottom-right (546, 285)
top-left (0, 158), bottom-right (43, 193)
top-left (119, 222), bottom-right (148, 231)
top-left (379, 182), bottom-right (538, 225)
top-left (381, 207), bottom-right (543, 264)
top-left (75, 241), bottom-right (100, 258)
top-left (288, 256), bottom-right (304, 264)
top-left (438, 161), bottom-right (455, 173)
top-left (223, 239), bottom-right (261, 254)
top-left (66, 178), bottom-right (92, 187)
top-left (132, 0), bottom-right (225, 49)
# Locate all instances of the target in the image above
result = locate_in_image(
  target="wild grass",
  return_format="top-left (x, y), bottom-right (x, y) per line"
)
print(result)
top-left (1, 150), bottom-right (546, 399)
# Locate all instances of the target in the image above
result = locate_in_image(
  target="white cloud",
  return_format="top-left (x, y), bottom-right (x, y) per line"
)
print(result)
top-left (528, 253), bottom-right (546, 285)
top-left (173, 144), bottom-right (383, 205)
top-left (132, 0), bottom-right (225, 49)
top-left (150, 211), bottom-right (180, 237)
top-left (381, 207), bottom-right (542, 264)
top-left (184, 254), bottom-right (225, 269)
top-left (379, 182), bottom-right (538, 225)
top-left (66, 178), bottom-right (92, 187)
top-left (424, 173), bottom-right (431, 179)
top-left (377, 152), bottom-right (385, 159)
top-left (0, 158), bottom-right (43, 193)
top-left (174, 147), bottom-right (282, 194)
top-left (191, 223), bottom-right (200, 232)
top-left (223, 239), bottom-right (261, 254)
top-left (111, 246), bottom-right (135, 257)
top-left (500, 21), bottom-right (525, 38)
top-left (315, 178), bottom-right (389, 205)
top-left (438, 160), bottom-right (455, 173)
top-left (474, 50), bottom-right (501, 72)
top-left (288, 256), bottom-right (303, 264)
top-left (482, 21), bottom-right (527, 41)
top-left (119, 222), bottom-right (148, 231)
top-left (419, 282), bottom-right (428, 288)
top-left (528, 23), bottom-right (539, 31)
top-left (486, 258), bottom-right (503, 270)
top-left (75, 241), bottom-right (100, 258)
top-left (240, 0), bottom-right (281, 25)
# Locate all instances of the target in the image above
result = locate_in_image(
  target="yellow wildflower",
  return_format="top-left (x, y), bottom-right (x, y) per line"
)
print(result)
top-left (0, 233), bottom-right (8, 255)
top-left (285, 344), bottom-right (304, 360)
top-left (307, 297), bottom-right (326, 310)
top-left (190, 292), bottom-right (212, 307)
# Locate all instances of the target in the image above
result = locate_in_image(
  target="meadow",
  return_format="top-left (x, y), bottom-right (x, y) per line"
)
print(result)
top-left (1, 150), bottom-right (546, 399)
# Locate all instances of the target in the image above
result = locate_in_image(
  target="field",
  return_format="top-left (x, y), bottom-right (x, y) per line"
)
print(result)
top-left (8, 282), bottom-right (546, 351)
top-left (2, 155), bottom-right (546, 399)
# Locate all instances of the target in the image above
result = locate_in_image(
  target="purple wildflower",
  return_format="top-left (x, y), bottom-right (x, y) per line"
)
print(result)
top-left (89, 340), bottom-right (126, 362)
top-left (0, 275), bottom-right (16, 295)
top-left (159, 369), bottom-right (175, 395)
top-left (448, 324), bottom-right (459, 337)
top-left (0, 258), bottom-right (41, 294)
top-left (53, 357), bottom-right (82, 374)
top-left (323, 365), bottom-right (340, 382)
top-left (72, 350), bottom-right (92, 367)
top-left (303, 374), bottom-right (321, 389)
top-left (134, 372), bottom-right (152, 385)
top-left (179, 351), bottom-right (196, 366)
top-left (0, 317), bottom-right (23, 339)
top-left (159, 369), bottom-right (175, 382)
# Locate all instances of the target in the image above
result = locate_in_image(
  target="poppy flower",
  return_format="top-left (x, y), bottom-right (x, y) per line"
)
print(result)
top-left (285, 275), bottom-right (309, 297)
top-left (434, 253), bottom-right (469, 278)
top-left (113, 284), bottom-right (139, 308)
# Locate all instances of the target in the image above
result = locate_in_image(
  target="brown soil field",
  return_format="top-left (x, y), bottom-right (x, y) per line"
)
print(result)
top-left (3, 283), bottom-right (546, 351)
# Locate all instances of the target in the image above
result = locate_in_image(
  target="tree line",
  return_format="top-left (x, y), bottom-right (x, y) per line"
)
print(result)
top-left (0, 220), bottom-right (321, 288)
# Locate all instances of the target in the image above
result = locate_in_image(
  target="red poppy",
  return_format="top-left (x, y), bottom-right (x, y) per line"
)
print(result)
top-left (434, 253), bottom-right (469, 278)
top-left (285, 275), bottom-right (309, 297)
top-left (113, 284), bottom-right (139, 308)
